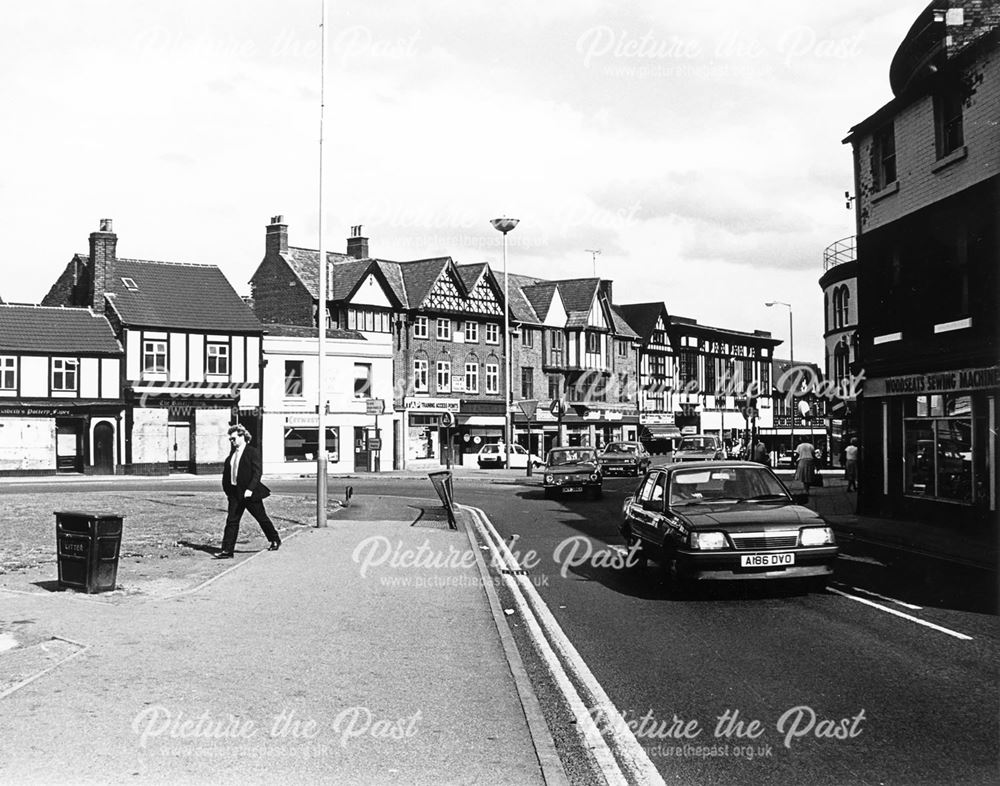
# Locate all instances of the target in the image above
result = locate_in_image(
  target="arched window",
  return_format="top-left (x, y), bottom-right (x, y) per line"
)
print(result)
top-left (465, 353), bottom-right (480, 394)
top-left (839, 287), bottom-right (851, 328)
top-left (834, 339), bottom-right (850, 382)
top-left (832, 288), bottom-right (843, 329)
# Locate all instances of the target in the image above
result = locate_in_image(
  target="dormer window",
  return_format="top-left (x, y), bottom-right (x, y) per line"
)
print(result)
top-left (121, 277), bottom-right (138, 291)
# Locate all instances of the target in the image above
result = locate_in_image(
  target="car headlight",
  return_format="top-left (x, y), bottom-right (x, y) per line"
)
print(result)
top-left (544, 474), bottom-right (553, 484)
top-left (690, 531), bottom-right (727, 550)
top-left (800, 526), bottom-right (835, 546)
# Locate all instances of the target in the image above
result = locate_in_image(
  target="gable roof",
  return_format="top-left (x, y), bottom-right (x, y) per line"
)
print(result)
top-left (0, 304), bottom-right (122, 355)
top-left (616, 302), bottom-right (668, 340)
top-left (507, 273), bottom-right (547, 324)
top-left (608, 306), bottom-right (639, 339)
top-left (395, 258), bottom-right (457, 308)
top-left (284, 247), bottom-right (358, 300)
top-left (97, 257), bottom-right (262, 332)
top-left (455, 263), bottom-right (488, 292)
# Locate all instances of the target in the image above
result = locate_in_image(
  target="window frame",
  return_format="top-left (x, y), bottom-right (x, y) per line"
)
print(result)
top-left (871, 122), bottom-right (897, 190)
top-left (142, 339), bottom-right (168, 375)
top-left (284, 360), bottom-right (304, 398)
top-left (413, 358), bottom-right (429, 393)
top-left (0, 356), bottom-right (16, 390)
top-left (353, 363), bottom-right (372, 399)
top-left (521, 367), bottom-right (534, 399)
top-left (465, 361), bottom-right (479, 394)
top-left (436, 359), bottom-right (451, 392)
top-left (485, 362), bottom-right (499, 394)
top-left (51, 357), bottom-right (79, 392)
top-left (436, 318), bottom-right (452, 341)
top-left (464, 321), bottom-right (479, 343)
top-left (485, 323), bottom-right (500, 345)
top-left (934, 88), bottom-right (964, 160)
top-left (206, 342), bottom-right (230, 376)
top-left (413, 316), bottom-right (428, 339)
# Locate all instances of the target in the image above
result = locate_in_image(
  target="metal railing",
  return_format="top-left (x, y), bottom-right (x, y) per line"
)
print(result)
top-left (823, 235), bottom-right (856, 272)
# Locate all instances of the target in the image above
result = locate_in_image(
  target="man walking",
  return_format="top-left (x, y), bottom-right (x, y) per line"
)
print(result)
top-left (844, 437), bottom-right (860, 492)
top-left (217, 425), bottom-right (281, 558)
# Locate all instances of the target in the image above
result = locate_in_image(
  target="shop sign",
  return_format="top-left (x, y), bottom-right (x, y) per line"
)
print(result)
top-left (871, 365), bottom-right (1000, 397)
top-left (640, 413), bottom-right (675, 425)
top-left (0, 406), bottom-right (74, 417)
top-left (403, 397), bottom-right (461, 412)
top-left (285, 414), bottom-right (320, 426)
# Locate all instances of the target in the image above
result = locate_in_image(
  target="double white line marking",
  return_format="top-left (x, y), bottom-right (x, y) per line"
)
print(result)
top-left (463, 505), bottom-right (665, 786)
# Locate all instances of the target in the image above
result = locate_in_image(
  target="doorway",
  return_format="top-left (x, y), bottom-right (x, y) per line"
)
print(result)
top-left (354, 426), bottom-right (371, 473)
top-left (93, 422), bottom-right (115, 474)
top-left (167, 422), bottom-right (192, 471)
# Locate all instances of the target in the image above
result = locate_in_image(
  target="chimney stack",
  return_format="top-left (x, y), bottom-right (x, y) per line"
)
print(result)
top-left (88, 218), bottom-right (117, 310)
top-left (266, 215), bottom-right (288, 256)
top-left (599, 279), bottom-right (613, 305)
top-left (346, 224), bottom-right (369, 260)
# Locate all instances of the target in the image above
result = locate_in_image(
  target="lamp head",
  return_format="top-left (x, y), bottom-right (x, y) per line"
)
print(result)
top-left (491, 217), bottom-right (520, 234)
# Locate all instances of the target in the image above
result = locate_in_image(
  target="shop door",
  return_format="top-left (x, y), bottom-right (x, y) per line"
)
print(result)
top-left (55, 420), bottom-right (83, 472)
top-left (167, 423), bottom-right (192, 471)
top-left (354, 426), bottom-right (371, 473)
top-left (93, 422), bottom-right (114, 474)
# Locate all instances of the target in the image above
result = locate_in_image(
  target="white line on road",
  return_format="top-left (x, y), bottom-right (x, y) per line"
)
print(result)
top-left (836, 553), bottom-right (887, 567)
top-left (832, 583), bottom-right (922, 610)
top-left (463, 504), bottom-right (667, 786)
top-left (828, 587), bottom-right (972, 641)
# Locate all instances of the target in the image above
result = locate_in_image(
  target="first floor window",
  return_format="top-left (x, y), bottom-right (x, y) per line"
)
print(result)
top-left (586, 332), bottom-right (600, 354)
top-left (52, 358), bottom-right (78, 391)
top-left (207, 343), bottom-right (229, 375)
top-left (521, 328), bottom-right (533, 348)
top-left (521, 367), bottom-right (533, 399)
top-left (414, 359), bottom-right (428, 392)
top-left (0, 356), bottom-right (15, 390)
top-left (548, 374), bottom-right (561, 401)
top-left (413, 316), bottom-right (428, 338)
top-left (464, 321), bottom-right (479, 343)
top-left (486, 363), bottom-right (499, 394)
top-left (465, 362), bottom-right (479, 393)
top-left (437, 318), bottom-right (452, 341)
top-left (436, 360), bottom-right (451, 392)
top-left (485, 323), bottom-right (499, 344)
top-left (354, 363), bottom-right (372, 399)
top-left (284, 427), bottom-right (339, 462)
top-left (142, 340), bottom-right (167, 374)
top-left (285, 360), bottom-right (303, 397)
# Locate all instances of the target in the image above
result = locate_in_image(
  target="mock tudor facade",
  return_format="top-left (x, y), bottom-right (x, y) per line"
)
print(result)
top-left (0, 304), bottom-right (123, 474)
top-left (42, 219), bottom-right (264, 474)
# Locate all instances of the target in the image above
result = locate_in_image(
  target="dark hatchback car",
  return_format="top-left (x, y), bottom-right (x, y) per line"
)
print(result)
top-left (620, 461), bottom-right (837, 592)
top-left (598, 441), bottom-right (652, 477)
top-left (542, 447), bottom-right (603, 499)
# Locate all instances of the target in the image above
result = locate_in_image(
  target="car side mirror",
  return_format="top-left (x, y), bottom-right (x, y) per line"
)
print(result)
top-left (641, 499), bottom-right (663, 513)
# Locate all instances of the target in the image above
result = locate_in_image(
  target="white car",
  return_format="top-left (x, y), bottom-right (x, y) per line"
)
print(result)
top-left (477, 443), bottom-right (543, 469)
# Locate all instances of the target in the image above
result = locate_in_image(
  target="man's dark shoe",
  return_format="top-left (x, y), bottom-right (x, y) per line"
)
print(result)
top-left (268, 540), bottom-right (281, 551)
top-left (215, 551), bottom-right (234, 560)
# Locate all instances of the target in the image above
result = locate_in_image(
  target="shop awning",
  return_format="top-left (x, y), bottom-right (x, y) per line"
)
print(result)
top-left (641, 425), bottom-right (682, 439)
top-left (460, 415), bottom-right (506, 426)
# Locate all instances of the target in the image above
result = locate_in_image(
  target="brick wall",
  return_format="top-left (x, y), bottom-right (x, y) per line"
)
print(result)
top-left (858, 47), bottom-right (999, 232)
top-left (250, 255), bottom-right (315, 326)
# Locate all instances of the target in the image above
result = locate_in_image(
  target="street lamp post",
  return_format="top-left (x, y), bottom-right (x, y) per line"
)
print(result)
top-left (316, 0), bottom-right (328, 527)
top-left (765, 301), bottom-right (794, 455)
top-left (491, 217), bottom-right (519, 471)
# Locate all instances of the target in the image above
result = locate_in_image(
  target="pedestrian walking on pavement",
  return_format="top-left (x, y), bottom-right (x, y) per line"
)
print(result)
top-left (217, 425), bottom-right (281, 558)
top-left (794, 439), bottom-right (816, 495)
top-left (844, 437), bottom-right (860, 492)
top-left (753, 440), bottom-right (769, 465)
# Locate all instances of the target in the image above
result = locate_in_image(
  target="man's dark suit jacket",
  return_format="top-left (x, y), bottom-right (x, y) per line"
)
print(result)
top-left (222, 446), bottom-right (271, 501)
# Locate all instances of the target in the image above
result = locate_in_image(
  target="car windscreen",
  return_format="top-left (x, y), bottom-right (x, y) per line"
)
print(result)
top-left (604, 443), bottom-right (637, 454)
top-left (548, 449), bottom-right (596, 466)
top-left (669, 466), bottom-right (788, 505)
top-left (678, 438), bottom-right (714, 450)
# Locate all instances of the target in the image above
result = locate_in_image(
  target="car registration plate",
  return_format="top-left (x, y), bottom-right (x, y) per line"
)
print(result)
top-left (740, 553), bottom-right (794, 568)
top-left (563, 486), bottom-right (582, 493)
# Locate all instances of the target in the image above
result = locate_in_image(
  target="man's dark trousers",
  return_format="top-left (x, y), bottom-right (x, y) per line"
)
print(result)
top-left (222, 494), bottom-right (279, 553)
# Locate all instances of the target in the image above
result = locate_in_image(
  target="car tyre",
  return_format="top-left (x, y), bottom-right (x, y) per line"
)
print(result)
top-left (662, 555), bottom-right (690, 598)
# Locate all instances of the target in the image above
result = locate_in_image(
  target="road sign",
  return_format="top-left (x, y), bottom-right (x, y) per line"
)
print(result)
top-left (518, 399), bottom-right (538, 419)
top-left (366, 398), bottom-right (385, 415)
top-left (550, 399), bottom-right (566, 417)
top-left (440, 410), bottom-right (456, 428)
top-left (368, 438), bottom-right (382, 451)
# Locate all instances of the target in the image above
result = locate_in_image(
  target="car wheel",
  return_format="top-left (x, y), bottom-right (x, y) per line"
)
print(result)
top-left (661, 555), bottom-right (690, 598)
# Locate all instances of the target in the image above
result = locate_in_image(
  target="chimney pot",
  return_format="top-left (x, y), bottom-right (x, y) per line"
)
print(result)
top-left (266, 215), bottom-right (289, 255)
top-left (100, 218), bottom-right (113, 232)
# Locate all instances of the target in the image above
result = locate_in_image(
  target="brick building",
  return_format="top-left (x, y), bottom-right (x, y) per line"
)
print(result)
top-left (843, 0), bottom-right (999, 523)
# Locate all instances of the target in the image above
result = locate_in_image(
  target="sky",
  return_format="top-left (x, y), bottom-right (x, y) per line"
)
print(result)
top-left (0, 0), bottom-right (926, 363)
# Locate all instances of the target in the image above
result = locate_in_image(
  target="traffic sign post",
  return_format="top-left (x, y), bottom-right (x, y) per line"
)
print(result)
top-left (367, 399), bottom-right (385, 472)
top-left (550, 399), bottom-right (566, 448)
top-left (441, 410), bottom-right (456, 469)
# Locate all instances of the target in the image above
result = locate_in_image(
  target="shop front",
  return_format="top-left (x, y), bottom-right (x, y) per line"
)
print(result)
top-left (513, 404), bottom-right (639, 456)
top-left (455, 400), bottom-right (505, 467)
top-left (0, 402), bottom-right (122, 476)
top-left (862, 365), bottom-right (998, 525)
top-left (403, 397), bottom-right (462, 469)
top-left (639, 413), bottom-right (681, 455)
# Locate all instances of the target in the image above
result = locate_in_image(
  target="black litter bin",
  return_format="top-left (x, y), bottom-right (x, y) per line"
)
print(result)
top-left (56, 511), bottom-right (124, 593)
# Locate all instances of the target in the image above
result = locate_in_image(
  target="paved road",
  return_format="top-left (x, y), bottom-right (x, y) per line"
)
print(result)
top-left (16, 474), bottom-right (999, 784)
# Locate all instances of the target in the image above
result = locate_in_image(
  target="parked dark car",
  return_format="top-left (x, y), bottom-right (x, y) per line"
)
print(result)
top-left (598, 441), bottom-right (652, 477)
top-left (620, 461), bottom-right (837, 593)
top-left (542, 447), bottom-right (603, 499)
top-left (671, 435), bottom-right (724, 463)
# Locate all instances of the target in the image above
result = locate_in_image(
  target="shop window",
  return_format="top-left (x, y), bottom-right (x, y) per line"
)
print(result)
top-left (464, 321), bottom-right (479, 343)
top-left (407, 414), bottom-right (440, 461)
top-left (284, 427), bottom-right (339, 462)
top-left (354, 363), bottom-right (372, 399)
top-left (485, 323), bottom-right (499, 345)
top-left (142, 340), bottom-right (167, 375)
top-left (436, 360), bottom-right (451, 392)
top-left (485, 363), bottom-right (499, 394)
top-left (413, 359), bottom-right (429, 393)
top-left (904, 394), bottom-right (977, 504)
top-left (413, 316), bottom-right (428, 339)
top-left (206, 343), bottom-right (229, 375)
top-left (521, 367), bottom-right (534, 399)
top-left (284, 360), bottom-right (303, 397)
top-left (934, 88), bottom-right (964, 159)
top-left (436, 318), bottom-right (452, 341)
top-left (0, 356), bottom-right (15, 390)
top-left (51, 358), bottom-right (78, 392)
top-left (465, 362), bottom-right (479, 393)
top-left (871, 123), bottom-right (897, 190)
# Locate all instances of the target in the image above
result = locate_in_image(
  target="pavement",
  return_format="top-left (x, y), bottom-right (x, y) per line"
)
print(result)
top-left (0, 495), bottom-right (561, 785)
